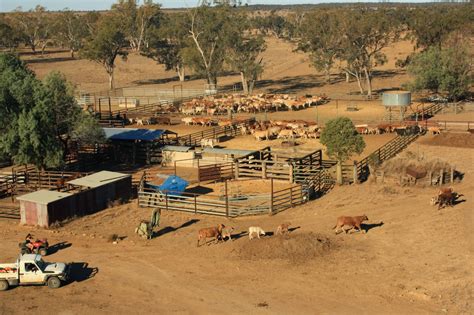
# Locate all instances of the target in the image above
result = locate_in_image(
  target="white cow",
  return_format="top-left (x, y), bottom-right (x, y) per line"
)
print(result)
top-left (181, 117), bottom-right (193, 125)
top-left (200, 138), bottom-right (218, 148)
top-left (249, 226), bottom-right (266, 240)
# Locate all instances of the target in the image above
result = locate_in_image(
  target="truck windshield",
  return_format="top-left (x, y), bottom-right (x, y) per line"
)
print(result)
top-left (34, 258), bottom-right (45, 271)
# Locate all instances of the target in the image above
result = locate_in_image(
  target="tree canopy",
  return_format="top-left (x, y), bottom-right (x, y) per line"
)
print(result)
top-left (0, 53), bottom-right (105, 170)
top-left (80, 13), bottom-right (129, 90)
top-left (405, 46), bottom-right (472, 101)
top-left (320, 117), bottom-right (366, 163)
top-left (142, 12), bottom-right (189, 82)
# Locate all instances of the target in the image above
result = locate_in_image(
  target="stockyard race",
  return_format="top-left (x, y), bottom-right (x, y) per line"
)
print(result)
top-left (0, 1), bottom-right (473, 314)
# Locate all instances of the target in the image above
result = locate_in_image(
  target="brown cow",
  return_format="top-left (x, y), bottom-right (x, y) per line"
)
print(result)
top-left (333, 215), bottom-right (368, 234)
top-left (155, 116), bottom-right (171, 125)
top-left (197, 224), bottom-right (225, 247)
top-left (431, 187), bottom-right (457, 210)
top-left (276, 222), bottom-right (291, 235)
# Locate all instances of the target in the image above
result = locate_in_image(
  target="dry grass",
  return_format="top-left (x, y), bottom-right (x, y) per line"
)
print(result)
top-left (380, 150), bottom-right (453, 176)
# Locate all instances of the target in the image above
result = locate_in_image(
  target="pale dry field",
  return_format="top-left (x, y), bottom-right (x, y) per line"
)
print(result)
top-left (24, 37), bottom-right (413, 97)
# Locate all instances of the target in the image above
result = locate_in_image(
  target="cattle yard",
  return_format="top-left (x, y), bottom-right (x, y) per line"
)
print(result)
top-left (1, 89), bottom-right (473, 315)
top-left (0, 91), bottom-right (471, 223)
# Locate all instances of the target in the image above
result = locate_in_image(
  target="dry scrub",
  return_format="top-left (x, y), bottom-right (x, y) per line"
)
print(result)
top-left (234, 232), bottom-right (335, 264)
top-left (379, 150), bottom-right (453, 176)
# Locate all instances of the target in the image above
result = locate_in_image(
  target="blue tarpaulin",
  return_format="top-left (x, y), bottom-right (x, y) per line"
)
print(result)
top-left (146, 175), bottom-right (189, 196)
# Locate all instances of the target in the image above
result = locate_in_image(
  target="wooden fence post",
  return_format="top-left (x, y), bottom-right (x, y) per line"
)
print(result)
top-left (270, 178), bottom-right (274, 214)
top-left (439, 169), bottom-right (444, 186)
top-left (290, 186), bottom-right (293, 207)
top-left (225, 180), bottom-right (229, 218)
top-left (289, 164), bottom-right (294, 183)
top-left (165, 193), bottom-right (169, 211)
top-left (353, 161), bottom-right (358, 184)
top-left (197, 159), bottom-right (200, 184)
top-left (194, 195), bottom-right (197, 214)
top-left (450, 166), bottom-right (455, 183)
top-left (262, 161), bottom-right (267, 179)
top-left (336, 162), bottom-right (343, 185)
top-left (234, 161), bottom-right (240, 179)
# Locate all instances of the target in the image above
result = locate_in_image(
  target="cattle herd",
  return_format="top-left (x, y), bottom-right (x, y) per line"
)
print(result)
top-left (196, 186), bottom-right (461, 247)
top-left (239, 120), bottom-right (440, 141)
top-left (180, 93), bottom-right (330, 115)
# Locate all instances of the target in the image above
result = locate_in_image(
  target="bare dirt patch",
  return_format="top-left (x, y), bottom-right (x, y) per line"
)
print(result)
top-left (234, 232), bottom-right (335, 264)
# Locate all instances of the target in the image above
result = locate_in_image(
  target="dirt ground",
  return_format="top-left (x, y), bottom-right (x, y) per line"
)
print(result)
top-left (419, 133), bottom-right (474, 149)
top-left (0, 134), bottom-right (472, 314)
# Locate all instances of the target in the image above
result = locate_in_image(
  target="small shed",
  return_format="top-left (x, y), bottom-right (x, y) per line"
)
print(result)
top-left (18, 190), bottom-right (73, 227)
top-left (103, 128), bottom-right (178, 164)
top-left (17, 171), bottom-right (132, 228)
top-left (67, 171), bottom-right (132, 208)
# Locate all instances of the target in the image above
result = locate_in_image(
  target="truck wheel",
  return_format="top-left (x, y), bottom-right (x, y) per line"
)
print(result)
top-left (39, 248), bottom-right (48, 256)
top-left (0, 280), bottom-right (9, 291)
top-left (47, 277), bottom-right (61, 289)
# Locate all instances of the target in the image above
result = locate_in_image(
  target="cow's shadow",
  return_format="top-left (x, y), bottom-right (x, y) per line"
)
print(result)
top-left (228, 231), bottom-right (247, 240)
top-left (288, 226), bottom-right (301, 233)
top-left (361, 222), bottom-right (384, 233)
top-left (154, 219), bottom-right (200, 238)
top-left (47, 242), bottom-right (72, 255)
top-left (453, 194), bottom-right (466, 206)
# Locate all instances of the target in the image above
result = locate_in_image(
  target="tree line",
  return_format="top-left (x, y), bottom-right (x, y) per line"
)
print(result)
top-left (0, 2), bottom-right (472, 97)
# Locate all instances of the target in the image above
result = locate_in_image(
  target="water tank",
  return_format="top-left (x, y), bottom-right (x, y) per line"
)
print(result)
top-left (382, 91), bottom-right (411, 106)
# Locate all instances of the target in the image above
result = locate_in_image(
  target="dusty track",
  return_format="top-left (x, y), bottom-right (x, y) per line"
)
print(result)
top-left (0, 137), bottom-right (472, 314)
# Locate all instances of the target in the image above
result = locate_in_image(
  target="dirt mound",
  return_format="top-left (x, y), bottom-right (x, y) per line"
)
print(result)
top-left (419, 133), bottom-right (474, 148)
top-left (234, 232), bottom-right (335, 264)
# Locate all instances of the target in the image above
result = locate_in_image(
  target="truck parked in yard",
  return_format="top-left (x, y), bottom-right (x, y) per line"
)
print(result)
top-left (0, 254), bottom-right (70, 290)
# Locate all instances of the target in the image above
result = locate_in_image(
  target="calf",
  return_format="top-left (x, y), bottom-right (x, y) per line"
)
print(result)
top-left (276, 222), bottom-right (291, 236)
top-left (333, 215), bottom-right (368, 234)
top-left (253, 130), bottom-right (270, 141)
top-left (197, 224), bottom-right (225, 247)
top-left (220, 227), bottom-right (234, 242)
top-left (249, 226), bottom-right (266, 240)
top-left (277, 129), bottom-right (294, 139)
top-left (428, 126), bottom-right (441, 135)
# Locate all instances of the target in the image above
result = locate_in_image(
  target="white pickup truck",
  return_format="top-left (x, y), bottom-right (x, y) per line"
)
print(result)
top-left (0, 254), bottom-right (70, 290)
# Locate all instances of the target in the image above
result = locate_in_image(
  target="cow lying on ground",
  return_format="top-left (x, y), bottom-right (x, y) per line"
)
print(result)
top-left (249, 226), bottom-right (266, 240)
top-left (197, 224), bottom-right (225, 247)
top-left (276, 222), bottom-right (291, 235)
top-left (333, 215), bottom-right (368, 234)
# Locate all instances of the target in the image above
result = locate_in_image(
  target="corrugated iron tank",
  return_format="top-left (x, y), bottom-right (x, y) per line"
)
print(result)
top-left (382, 91), bottom-right (411, 106)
